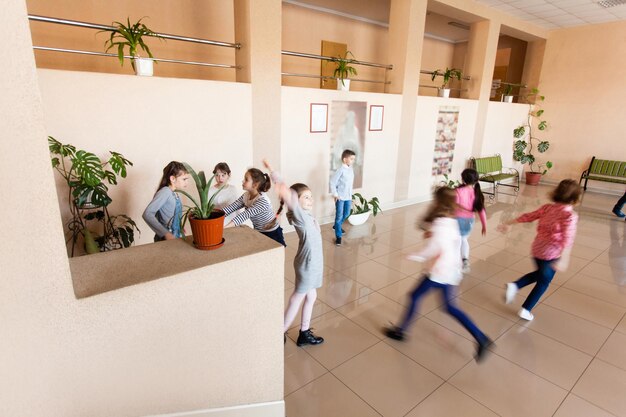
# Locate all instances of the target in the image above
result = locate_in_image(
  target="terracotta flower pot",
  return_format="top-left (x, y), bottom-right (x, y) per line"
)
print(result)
top-left (189, 210), bottom-right (225, 250)
top-left (525, 172), bottom-right (542, 186)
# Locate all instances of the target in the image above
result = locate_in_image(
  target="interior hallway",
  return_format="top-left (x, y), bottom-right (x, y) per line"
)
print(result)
top-left (283, 184), bottom-right (626, 417)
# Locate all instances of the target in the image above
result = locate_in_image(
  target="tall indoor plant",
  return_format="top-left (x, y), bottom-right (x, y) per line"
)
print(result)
top-left (101, 17), bottom-right (163, 76)
top-left (176, 162), bottom-right (225, 250)
top-left (48, 136), bottom-right (139, 256)
top-left (431, 67), bottom-right (463, 98)
top-left (512, 88), bottom-right (553, 185)
top-left (333, 51), bottom-right (358, 91)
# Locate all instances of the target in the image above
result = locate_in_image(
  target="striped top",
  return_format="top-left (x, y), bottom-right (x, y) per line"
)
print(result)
top-left (516, 203), bottom-right (578, 261)
top-left (222, 192), bottom-right (278, 232)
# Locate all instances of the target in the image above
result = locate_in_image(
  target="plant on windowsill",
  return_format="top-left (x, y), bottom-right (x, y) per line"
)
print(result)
top-left (48, 136), bottom-right (139, 256)
top-left (348, 193), bottom-right (382, 225)
top-left (500, 82), bottom-right (526, 103)
top-left (512, 88), bottom-right (553, 185)
top-left (332, 51), bottom-right (358, 92)
top-left (101, 17), bottom-right (163, 76)
top-left (431, 67), bottom-right (463, 98)
top-left (175, 162), bottom-right (225, 250)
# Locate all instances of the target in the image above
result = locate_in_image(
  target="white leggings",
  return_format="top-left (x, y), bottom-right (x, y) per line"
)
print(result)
top-left (461, 235), bottom-right (470, 259)
top-left (284, 288), bottom-right (317, 333)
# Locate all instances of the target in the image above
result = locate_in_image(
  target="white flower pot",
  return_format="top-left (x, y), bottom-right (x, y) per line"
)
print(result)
top-left (503, 95), bottom-right (514, 103)
top-left (348, 211), bottom-right (370, 226)
top-left (337, 79), bottom-right (351, 91)
top-left (438, 88), bottom-right (451, 98)
top-left (133, 57), bottom-right (154, 76)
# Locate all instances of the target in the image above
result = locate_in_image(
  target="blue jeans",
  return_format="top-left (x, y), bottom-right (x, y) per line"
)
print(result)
top-left (614, 191), bottom-right (626, 212)
top-left (334, 199), bottom-right (352, 238)
top-left (514, 257), bottom-right (557, 311)
top-left (456, 217), bottom-right (475, 237)
top-left (399, 276), bottom-right (487, 345)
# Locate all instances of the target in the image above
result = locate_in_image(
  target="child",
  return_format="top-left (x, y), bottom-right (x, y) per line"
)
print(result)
top-left (499, 179), bottom-right (581, 321)
top-left (222, 167), bottom-right (286, 246)
top-left (263, 159), bottom-right (324, 347)
top-left (208, 162), bottom-right (239, 210)
top-left (455, 168), bottom-right (487, 272)
top-left (143, 161), bottom-right (189, 242)
top-left (384, 187), bottom-right (493, 362)
top-left (329, 149), bottom-right (356, 246)
top-left (612, 190), bottom-right (626, 219)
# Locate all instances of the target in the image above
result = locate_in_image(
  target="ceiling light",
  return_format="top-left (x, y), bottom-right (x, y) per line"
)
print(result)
top-left (596, 0), bottom-right (626, 8)
top-left (448, 21), bottom-right (470, 30)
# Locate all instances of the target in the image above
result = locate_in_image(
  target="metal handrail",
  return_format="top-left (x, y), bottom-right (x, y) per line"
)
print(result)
top-left (281, 72), bottom-right (390, 85)
top-left (28, 15), bottom-right (240, 49)
top-left (421, 69), bottom-right (471, 81)
top-left (281, 50), bottom-right (392, 70)
top-left (419, 85), bottom-right (468, 91)
top-left (33, 46), bottom-right (239, 69)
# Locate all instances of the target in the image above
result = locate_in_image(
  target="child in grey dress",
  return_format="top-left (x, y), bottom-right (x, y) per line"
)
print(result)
top-left (264, 160), bottom-right (324, 347)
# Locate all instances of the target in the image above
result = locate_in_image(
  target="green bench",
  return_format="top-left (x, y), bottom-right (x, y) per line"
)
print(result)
top-left (471, 154), bottom-right (520, 199)
top-left (579, 157), bottom-right (626, 191)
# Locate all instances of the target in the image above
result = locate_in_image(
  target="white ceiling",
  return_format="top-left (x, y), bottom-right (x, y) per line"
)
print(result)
top-left (287, 0), bottom-right (626, 32)
top-left (474, 0), bottom-right (626, 29)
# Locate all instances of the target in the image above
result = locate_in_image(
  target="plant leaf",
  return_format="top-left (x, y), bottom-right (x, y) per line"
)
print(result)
top-left (72, 150), bottom-right (104, 186)
top-left (537, 141), bottom-right (550, 152)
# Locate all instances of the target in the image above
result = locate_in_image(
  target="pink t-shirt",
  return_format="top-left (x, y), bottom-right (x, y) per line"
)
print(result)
top-left (455, 185), bottom-right (487, 227)
top-left (516, 203), bottom-right (578, 260)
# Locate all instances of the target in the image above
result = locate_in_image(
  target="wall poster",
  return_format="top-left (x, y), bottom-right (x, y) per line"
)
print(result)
top-left (432, 106), bottom-right (460, 176)
top-left (330, 101), bottom-right (367, 189)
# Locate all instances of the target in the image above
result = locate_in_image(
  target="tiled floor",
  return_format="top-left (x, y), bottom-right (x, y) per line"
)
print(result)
top-left (283, 184), bottom-right (626, 417)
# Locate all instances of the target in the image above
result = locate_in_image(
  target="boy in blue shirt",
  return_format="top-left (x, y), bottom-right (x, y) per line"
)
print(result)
top-left (330, 149), bottom-right (356, 246)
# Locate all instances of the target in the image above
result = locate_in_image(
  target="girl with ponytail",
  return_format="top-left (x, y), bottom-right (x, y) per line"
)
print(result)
top-left (222, 167), bottom-right (286, 246)
top-left (455, 168), bottom-right (487, 273)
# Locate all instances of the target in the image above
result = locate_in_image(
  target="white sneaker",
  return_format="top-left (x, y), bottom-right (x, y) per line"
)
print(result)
top-left (505, 283), bottom-right (518, 304)
top-left (462, 259), bottom-right (471, 273)
top-left (518, 308), bottom-right (534, 321)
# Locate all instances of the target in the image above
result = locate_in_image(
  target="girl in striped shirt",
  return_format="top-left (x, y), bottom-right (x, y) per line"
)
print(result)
top-left (223, 167), bottom-right (286, 246)
top-left (498, 179), bottom-right (581, 321)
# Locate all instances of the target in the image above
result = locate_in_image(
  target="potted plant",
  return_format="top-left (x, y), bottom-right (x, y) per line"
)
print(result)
top-left (176, 163), bottom-right (225, 250)
top-left (48, 136), bottom-right (139, 256)
top-left (431, 67), bottom-right (463, 98)
top-left (101, 17), bottom-right (163, 76)
top-left (502, 84), bottom-right (515, 103)
top-left (512, 88), bottom-right (553, 185)
top-left (333, 51), bottom-right (358, 91)
top-left (348, 193), bottom-right (382, 226)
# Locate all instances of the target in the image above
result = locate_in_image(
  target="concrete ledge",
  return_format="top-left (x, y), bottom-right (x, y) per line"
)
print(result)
top-left (69, 227), bottom-right (283, 299)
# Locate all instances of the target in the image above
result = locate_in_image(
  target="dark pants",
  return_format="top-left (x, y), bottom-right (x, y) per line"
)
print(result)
top-left (261, 226), bottom-right (286, 247)
top-left (334, 199), bottom-right (352, 238)
top-left (614, 191), bottom-right (626, 212)
top-left (514, 257), bottom-right (557, 311)
top-left (399, 276), bottom-right (487, 345)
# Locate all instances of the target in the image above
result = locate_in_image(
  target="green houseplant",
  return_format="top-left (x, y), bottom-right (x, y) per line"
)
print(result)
top-left (333, 51), bottom-right (358, 91)
top-left (512, 88), bottom-right (553, 185)
top-left (175, 162), bottom-right (225, 250)
top-left (348, 193), bottom-right (381, 225)
top-left (101, 17), bottom-right (163, 76)
top-left (48, 136), bottom-right (139, 256)
top-left (431, 67), bottom-right (463, 98)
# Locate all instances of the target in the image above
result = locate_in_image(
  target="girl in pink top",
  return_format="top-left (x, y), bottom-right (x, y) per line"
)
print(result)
top-left (498, 179), bottom-right (581, 321)
top-left (455, 169), bottom-right (487, 273)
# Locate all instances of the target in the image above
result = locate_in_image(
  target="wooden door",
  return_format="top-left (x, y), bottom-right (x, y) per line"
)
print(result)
top-left (321, 40), bottom-right (347, 90)
top-left (492, 65), bottom-right (508, 100)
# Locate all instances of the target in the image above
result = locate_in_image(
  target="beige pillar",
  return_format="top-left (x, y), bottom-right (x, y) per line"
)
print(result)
top-left (387, 0), bottom-right (427, 201)
top-left (234, 0), bottom-right (282, 170)
top-left (463, 19), bottom-right (501, 155)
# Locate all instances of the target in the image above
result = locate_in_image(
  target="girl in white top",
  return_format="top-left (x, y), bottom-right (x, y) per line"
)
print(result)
top-left (384, 186), bottom-right (493, 362)
top-left (208, 162), bottom-right (239, 223)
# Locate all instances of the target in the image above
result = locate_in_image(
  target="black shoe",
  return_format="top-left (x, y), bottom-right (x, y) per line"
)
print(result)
top-left (335, 237), bottom-right (342, 246)
top-left (297, 329), bottom-right (324, 346)
top-left (475, 338), bottom-right (494, 362)
top-left (332, 225), bottom-right (346, 233)
top-left (384, 326), bottom-right (405, 341)
top-left (613, 207), bottom-right (626, 218)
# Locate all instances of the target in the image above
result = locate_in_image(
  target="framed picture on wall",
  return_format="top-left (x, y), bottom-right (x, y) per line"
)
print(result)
top-left (369, 105), bottom-right (384, 131)
top-left (310, 103), bottom-right (328, 133)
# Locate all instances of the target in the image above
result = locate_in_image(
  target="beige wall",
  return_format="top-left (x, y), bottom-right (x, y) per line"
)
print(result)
top-left (539, 20), bottom-right (626, 191)
top-left (26, 0), bottom-right (236, 81)
top-left (419, 37), bottom-right (456, 96)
